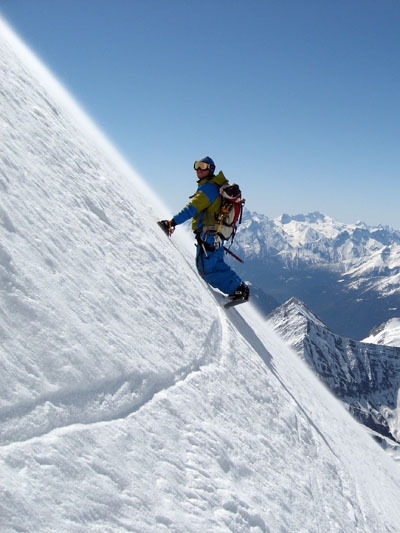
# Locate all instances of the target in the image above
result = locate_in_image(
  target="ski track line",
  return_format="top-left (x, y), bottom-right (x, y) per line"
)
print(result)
top-left (0, 316), bottom-right (224, 448)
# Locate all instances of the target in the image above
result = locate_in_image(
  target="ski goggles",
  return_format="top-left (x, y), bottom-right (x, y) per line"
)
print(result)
top-left (194, 161), bottom-right (212, 170)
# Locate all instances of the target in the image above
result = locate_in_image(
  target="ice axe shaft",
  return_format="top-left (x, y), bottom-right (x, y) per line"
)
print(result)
top-left (223, 246), bottom-right (244, 263)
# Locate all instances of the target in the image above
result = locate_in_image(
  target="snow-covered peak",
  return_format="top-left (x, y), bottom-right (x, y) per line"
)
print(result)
top-left (274, 211), bottom-right (341, 246)
top-left (267, 296), bottom-right (328, 345)
top-left (2, 17), bottom-right (400, 532)
top-left (278, 211), bottom-right (328, 225)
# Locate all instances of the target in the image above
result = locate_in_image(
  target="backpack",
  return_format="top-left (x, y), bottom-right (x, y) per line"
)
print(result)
top-left (215, 182), bottom-right (245, 241)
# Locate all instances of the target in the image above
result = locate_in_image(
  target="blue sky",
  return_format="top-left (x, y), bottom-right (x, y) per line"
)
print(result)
top-left (1, 0), bottom-right (399, 228)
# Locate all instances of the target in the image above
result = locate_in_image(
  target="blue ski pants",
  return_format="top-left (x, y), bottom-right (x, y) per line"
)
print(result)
top-left (195, 233), bottom-right (242, 295)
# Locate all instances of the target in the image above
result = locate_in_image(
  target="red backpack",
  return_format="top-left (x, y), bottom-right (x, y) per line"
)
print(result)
top-left (216, 183), bottom-right (245, 241)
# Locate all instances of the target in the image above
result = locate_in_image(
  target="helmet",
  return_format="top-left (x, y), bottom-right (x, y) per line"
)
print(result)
top-left (200, 156), bottom-right (215, 169)
top-left (193, 156), bottom-right (216, 174)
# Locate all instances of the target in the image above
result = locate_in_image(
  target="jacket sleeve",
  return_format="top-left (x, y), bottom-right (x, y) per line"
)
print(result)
top-left (172, 202), bottom-right (199, 225)
top-left (173, 183), bottom-right (219, 226)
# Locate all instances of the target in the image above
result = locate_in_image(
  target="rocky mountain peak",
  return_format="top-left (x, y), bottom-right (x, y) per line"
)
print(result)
top-left (267, 298), bottom-right (400, 445)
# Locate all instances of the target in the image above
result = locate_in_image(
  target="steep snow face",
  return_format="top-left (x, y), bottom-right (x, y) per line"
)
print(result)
top-left (0, 21), bottom-right (204, 417)
top-left (2, 18), bottom-right (400, 532)
top-left (267, 298), bottom-right (400, 445)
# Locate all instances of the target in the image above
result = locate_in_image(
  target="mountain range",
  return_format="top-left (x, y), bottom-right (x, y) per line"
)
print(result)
top-left (232, 211), bottom-right (400, 340)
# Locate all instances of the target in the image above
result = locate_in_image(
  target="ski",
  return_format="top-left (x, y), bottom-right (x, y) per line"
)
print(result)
top-left (224, 298), bottom-right (249, 309)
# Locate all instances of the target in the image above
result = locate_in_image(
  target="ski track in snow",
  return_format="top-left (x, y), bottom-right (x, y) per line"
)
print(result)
top-left (0, 315), bottom-right (222, 446)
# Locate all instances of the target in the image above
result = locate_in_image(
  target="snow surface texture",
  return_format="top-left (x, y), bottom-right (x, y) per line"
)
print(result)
top-left (1, 18), bottom-right (400, 532)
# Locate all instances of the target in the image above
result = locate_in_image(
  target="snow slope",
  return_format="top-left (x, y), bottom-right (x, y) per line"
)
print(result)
top-left (2, 17), bottom-right (400, 532)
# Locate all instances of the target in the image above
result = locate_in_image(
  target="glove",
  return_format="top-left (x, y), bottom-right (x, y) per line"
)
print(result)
top-left (158, 219), bottom-right (176, 237)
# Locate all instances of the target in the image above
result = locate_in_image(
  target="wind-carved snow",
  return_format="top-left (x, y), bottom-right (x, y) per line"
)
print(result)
top-left (2, 17), bottom-right (400, 533)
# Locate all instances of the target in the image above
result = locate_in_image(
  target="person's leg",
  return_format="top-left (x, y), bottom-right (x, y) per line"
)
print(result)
top-left (196, 235), bottom-right (242, 295)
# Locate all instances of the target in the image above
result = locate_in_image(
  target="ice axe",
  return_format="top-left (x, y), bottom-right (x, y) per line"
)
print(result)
top-left (223, 247), bottom-right (244, 263)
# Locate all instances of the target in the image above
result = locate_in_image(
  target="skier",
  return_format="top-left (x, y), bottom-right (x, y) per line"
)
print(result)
top-left (159, 156), bottom-right (250, 304)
